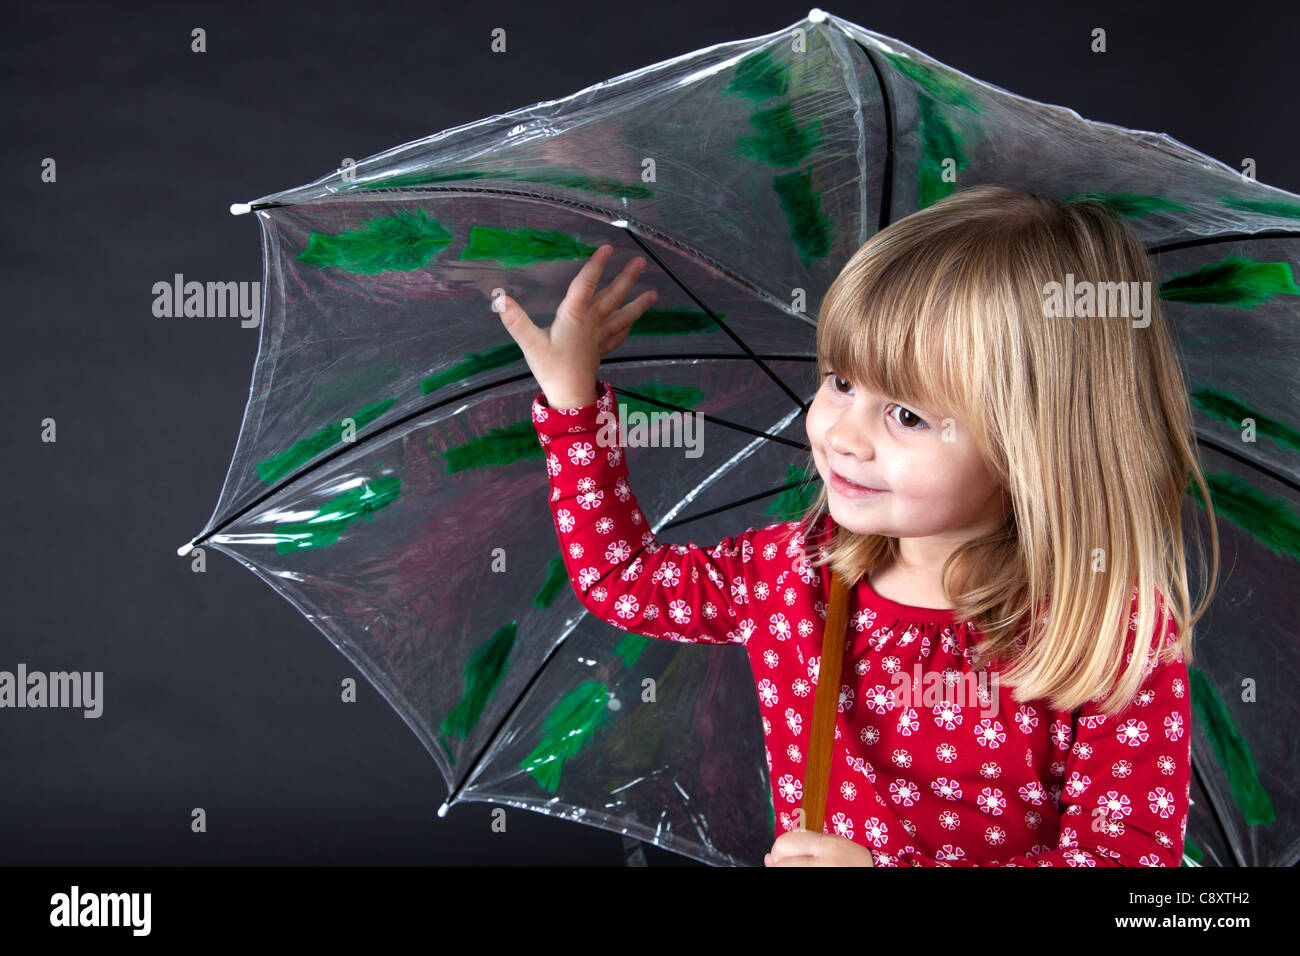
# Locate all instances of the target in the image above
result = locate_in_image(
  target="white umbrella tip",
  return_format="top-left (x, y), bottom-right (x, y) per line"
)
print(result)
top-left (229, 202), bottom-right (252, 216)
top-left (807, 8), bottom-right (828, 22)
top-left (176, 540), bottom-right (197, 557)
top-left (437, 801), bottom-right (450, 818)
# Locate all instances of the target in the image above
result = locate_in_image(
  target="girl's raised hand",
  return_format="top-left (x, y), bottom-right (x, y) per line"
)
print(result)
top-left (491, 244), bottom-right (658, 410)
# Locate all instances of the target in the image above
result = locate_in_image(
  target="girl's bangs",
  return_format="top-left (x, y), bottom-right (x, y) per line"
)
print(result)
top-left (817, 266), bottom-right (963, 423)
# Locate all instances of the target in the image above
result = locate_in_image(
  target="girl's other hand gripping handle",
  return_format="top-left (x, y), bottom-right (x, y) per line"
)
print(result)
top-left (491, 243), bottom-right (658, 410)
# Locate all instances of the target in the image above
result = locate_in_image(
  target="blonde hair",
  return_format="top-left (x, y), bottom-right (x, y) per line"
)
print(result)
top-left (787, 184), bottom-right (1219, 717)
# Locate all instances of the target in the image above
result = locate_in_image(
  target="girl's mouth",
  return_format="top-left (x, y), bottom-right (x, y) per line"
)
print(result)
top-left (830, 470), bottom-right (886, 498)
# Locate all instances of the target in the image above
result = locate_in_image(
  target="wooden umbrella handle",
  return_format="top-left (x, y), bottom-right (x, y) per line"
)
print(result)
top-left (801, 570), bottom-right (851, 835)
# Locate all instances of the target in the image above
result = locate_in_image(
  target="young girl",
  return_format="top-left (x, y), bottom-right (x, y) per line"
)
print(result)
top-left (493, 184), bottom-right (1219, 867)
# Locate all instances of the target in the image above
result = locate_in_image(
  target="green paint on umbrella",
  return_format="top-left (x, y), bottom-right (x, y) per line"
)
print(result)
top-left (438, 734), bottom-right (454, 764)
top-left (419, 343), bottom-right (524, 395)
top-left (1191, 386), bottom-right (1300, 454)
top-left (273, 474), bottom-right (402, 555)
top-left (440, 419), bottom-right (545, 473)
top-left (256, 397), bottom-right (398, 484)
top-left (772, 168), bottom-right (831, 265)
top-left (306, 362), bottom-right (402, 417)
top-left (298, 208), bottom-right (453, 273)
top-left (614, 633), bottom-right (651, 668)
top-left (1219, 196), bottom-right (1300, 220)
top-left (627, 308), bottom-right (725, 336)
top-left (766, 465), bottom-right (820, 521)
top-left (882, 50), bottom-right (982, 112)
top-left (459, 225), bottom-right (598, 268)
top-left (1159, 254), bottom-right (1300, 308)
top-left (735, 102), bottom-right (821, 167)
top-left (1188, 667), bottom-right (1275, 826)
top-left (916, 93), bottom-right (966, 209)
top-left (1187, 471), bottom-right (1300, 561)
top-left (520, 679), bottom-right (610, 793)
top-left (1182, 836), bottom-right (1203, 865)
top-left (533, 554), bottom-right (568, 610)
top-left (1063, 192), bottom-right (1189, 218)
top-left (439, 621), bottom-right (517, 742)
top-left (725, 47), bottom-right (789, 101)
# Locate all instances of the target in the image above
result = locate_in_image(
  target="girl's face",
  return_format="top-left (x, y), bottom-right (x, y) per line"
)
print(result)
top-left (806, 369), bottom-right (1010, 570)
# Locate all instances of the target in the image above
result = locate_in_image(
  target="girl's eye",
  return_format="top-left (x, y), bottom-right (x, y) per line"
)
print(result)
top-left (824, 372), bottom-right (927, 429)
top-left (889, 405), bottom-right (927, 430)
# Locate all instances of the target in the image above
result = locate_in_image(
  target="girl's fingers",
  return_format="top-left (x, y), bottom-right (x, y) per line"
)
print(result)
top-left (563, 244), bottom-right (615, 310)
top-left (598, 291), bottom-right (658, 356)
top-left (592, 255), bottom-right (648, 314)
top-left (492, 292), bottom-right (545, 355)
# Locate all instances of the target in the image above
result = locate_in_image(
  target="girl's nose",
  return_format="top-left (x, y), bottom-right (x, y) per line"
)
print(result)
top-left (826, 417), bottom-right (871, 459)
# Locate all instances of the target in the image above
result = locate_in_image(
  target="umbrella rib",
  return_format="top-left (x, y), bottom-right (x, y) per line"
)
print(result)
top-left (1148, 228), bottom-right (1300, 256)
top-left (850, 37), bottom-right (897, 233)
top-left (659, 477), bottom-right (815, 530)
top-left (623, 228), bottom-right (810, 416)
top-left (1193, 430), bottom-right (1300, 496)
top-left (188, 355), bottom-right (814, 550)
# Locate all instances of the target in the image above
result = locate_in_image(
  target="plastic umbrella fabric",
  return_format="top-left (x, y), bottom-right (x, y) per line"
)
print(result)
top-left (180, 8), bottom-right (1300, 866)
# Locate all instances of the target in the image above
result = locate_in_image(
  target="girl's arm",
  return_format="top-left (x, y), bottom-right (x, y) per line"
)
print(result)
top-left (883, 608), bottom-right (1192, 867)
top-left (533, 379), bottom-right (784, 646)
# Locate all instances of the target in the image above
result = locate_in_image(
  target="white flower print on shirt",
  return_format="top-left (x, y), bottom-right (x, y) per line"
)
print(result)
top-left (975, 719), bottom-right (1006, 749)
top-left (1116, 718), bottom-right (1150, 746)
top-left (785, 708), bottom-right (802, 736)
top-left (568, 441), bottom-right (595, 466)
top-left (1015, 704), bottom-right (1039, 734)
top-left (1164, 712), bottom-right (1184, 741)
top-left (668, 600), bottom-right (691, 625)
top-left (934, 701), bottom-right (962, 730)
top-left (831, 812), bottom-right (855, 840)
top-left (933, 777), bottom-right (962, 801)
top-left (652, 561), bottom-right (680, 587)
top-left (896, 708), bottom-right (920, 736)
top-left (977, 787), bottom-right (1006, 815)
top-left (613, 594), bottom-right (639, 620)
top-left (890, 779), bottom-right (920, 807)
top-left (777, 774), bottom-right (803, 803)
top-left (1019, 781), bottom-right (1048, 806)
top-left (1148, 787), bottom-right (1177, 819)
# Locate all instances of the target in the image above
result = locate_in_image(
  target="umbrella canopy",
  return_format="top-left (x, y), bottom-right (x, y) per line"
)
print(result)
top-left (180, 8), bottom-right (1299, 866)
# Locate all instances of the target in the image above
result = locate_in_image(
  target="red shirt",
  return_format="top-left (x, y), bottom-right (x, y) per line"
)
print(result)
top-left (533, 380), bottom-right (1191, 866)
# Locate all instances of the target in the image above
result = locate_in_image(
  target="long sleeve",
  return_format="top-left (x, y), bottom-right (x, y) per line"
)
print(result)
top-left (886, 604), bottom-right (1191, 867)
top-left (532, 379), bottom-right (777, 646)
